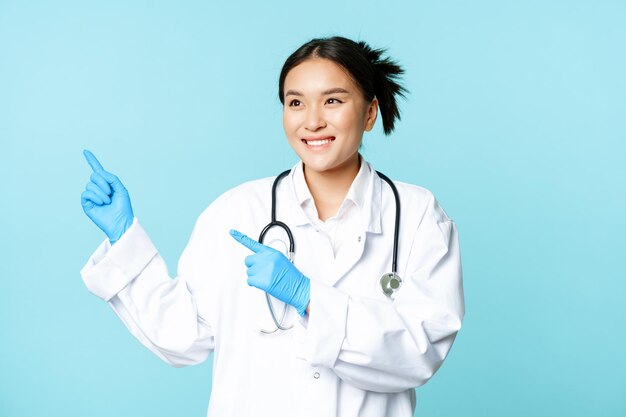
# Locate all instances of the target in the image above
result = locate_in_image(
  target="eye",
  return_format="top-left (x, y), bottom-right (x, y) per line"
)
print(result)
top-left (288, 99), bottom-right (302, 107)
top-left (326, 98), bottom-right (343, 105)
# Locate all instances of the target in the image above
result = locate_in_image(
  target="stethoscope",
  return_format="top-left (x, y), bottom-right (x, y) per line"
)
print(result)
top-left (258, 169), bottom-right (402, 333)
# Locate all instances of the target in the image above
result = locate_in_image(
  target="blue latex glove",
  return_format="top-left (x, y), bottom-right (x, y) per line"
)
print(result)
top-left (230, 230), bottom-right (310, 316)
top-left (81, 150), bottom-right (134, 245)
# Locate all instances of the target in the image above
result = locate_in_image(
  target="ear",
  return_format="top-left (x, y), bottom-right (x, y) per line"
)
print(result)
top-left (364, 97), bottom-right (378, 131)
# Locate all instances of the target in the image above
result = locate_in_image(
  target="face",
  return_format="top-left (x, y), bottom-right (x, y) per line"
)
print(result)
top-left (282, 58), bottom-right (378, 176)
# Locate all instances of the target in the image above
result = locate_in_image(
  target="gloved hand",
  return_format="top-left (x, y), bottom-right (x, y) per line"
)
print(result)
top-left (230, 230), bottom-right (310, 316)
top-left (81, 150), bottom-right (134, 245)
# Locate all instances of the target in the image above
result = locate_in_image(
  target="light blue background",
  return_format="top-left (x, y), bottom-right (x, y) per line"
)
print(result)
top-left (1, 1), bottom-right (625, 416)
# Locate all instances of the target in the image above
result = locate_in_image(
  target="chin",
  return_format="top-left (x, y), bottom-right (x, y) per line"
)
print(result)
top-left (304, 157), bottom-right (356, 175)
top-left (301, 159), bottom-right (331, 172)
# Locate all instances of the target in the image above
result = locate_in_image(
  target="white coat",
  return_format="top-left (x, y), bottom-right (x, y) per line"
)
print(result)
top-left (80, 160), bottom-right (464, 417)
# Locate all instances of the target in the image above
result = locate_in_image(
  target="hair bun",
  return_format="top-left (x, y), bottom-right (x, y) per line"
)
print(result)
top-left (357, 41), bottom-right (407, 134)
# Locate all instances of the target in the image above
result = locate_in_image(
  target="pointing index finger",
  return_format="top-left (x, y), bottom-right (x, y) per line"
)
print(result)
top-left (83, 149), bottom-right (106, 173)
top-left (230, 230), bottom-right (264, 253)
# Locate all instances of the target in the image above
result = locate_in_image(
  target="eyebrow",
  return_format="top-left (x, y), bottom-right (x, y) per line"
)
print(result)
top-left (285, 87), bottom-right (351, 97)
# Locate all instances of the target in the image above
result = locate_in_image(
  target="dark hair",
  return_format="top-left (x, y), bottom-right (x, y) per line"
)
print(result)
top-left (278, 36), bottom-right (407, 135)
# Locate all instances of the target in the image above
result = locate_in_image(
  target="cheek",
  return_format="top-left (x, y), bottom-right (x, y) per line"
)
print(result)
top-left (282, 111), bottom-right (298, 136)
top-left (329, 107), bottom-right (364, 132)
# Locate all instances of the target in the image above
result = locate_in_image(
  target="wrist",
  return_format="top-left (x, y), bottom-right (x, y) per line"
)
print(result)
top-left (295, 276), bottom-right (311, 317)
top-left (108, 217), bottom-right (134, 245)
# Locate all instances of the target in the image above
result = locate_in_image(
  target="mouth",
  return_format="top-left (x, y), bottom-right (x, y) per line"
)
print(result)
top-left (301, 136), bottom-right (335, 147)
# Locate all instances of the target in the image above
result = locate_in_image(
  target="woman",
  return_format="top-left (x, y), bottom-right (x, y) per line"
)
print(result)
top-left (80, 36), bottom-right (464, 417)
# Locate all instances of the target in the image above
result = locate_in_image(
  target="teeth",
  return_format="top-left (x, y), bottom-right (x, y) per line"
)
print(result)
top-left (306, 139), bottom-right (332, 146)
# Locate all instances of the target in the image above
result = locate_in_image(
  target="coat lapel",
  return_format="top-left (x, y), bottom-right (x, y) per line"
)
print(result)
top-left (275, 161), bottom-right (385, 288)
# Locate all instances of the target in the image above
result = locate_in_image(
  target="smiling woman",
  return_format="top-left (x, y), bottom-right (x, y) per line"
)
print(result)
top-left (80, 36), bottom-right (464, 417)
top-left (283, 58), bottom-right (377, 219)
top-left (280, 37), bottom-right (406, 221)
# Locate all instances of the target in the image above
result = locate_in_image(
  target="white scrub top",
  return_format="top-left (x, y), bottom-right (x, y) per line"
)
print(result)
top-left (80, 159), bottom-right (464, 417)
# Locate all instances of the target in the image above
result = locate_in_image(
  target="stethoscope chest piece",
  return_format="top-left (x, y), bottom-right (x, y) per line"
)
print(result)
top-left (380, 272), bottom-right (402, 297)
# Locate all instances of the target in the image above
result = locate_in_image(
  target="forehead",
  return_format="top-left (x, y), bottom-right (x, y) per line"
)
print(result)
top-left (283, 58), bottom-right (359, 93)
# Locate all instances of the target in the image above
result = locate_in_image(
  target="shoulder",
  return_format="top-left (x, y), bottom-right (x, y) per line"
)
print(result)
top-left (379, 175), bottom-right (453, 225)
top-left (194, 176), bottom-right (276, 226)
top-left (385, 179), bottom-right (457, 258)
top-left (219, 176), bottom-right (276, 204)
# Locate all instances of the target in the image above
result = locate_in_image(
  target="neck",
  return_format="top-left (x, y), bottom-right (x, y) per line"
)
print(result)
top-left (303, 154), bottom-right (361, 221)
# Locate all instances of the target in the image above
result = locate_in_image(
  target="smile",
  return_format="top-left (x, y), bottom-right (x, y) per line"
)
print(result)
top-left (302, 137), bottom-right (335, 146)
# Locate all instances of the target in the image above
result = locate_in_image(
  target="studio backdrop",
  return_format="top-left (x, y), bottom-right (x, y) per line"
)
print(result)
top-left (1, 1), bottom-right (625, 416)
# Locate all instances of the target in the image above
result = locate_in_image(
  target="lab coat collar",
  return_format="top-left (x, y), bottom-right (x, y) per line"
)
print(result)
top-left (344, 157), bottom-right (370, 211)
top-left (286, 157), bottom-right (382, 234)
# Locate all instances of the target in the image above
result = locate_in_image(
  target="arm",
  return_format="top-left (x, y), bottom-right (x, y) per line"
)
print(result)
top-left (79, 150), bottom-right (215, 366)
top-left (81, 216), bottom-right (216, 367)
top-left (300, 195), bottom-right (464, 393)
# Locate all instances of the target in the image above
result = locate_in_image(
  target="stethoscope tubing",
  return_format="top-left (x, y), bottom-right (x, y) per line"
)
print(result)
top-left (259, 169), bottom-right (294, 255)
top-left (374, 171), bottom-right (400, 274)
top-left (258, 167), bottom-right (401, 332)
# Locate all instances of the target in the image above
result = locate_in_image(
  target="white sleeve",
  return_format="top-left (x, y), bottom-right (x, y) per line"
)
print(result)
top-left (299, 195), bottom-right (464, 393)
top-left (80, 217), bottom-right (216, 367)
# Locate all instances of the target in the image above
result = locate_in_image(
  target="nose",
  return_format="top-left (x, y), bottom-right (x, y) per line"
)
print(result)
top-left (305, 105), bottom-right (326, 131)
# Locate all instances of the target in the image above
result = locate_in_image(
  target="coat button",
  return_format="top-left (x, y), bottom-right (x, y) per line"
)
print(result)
top-left (357, 236), bottom-right (362, 242)
top-left (313, 372), bottom-right (320, 379)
